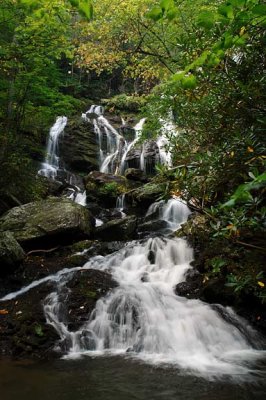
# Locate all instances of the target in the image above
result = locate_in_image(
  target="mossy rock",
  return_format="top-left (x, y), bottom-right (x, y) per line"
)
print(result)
top-left (126, 183), bottom-right (165, 208)
top-left (0, 231), bottom-right (25, 275)
top-left (0, 197), bottom-right (93, 248)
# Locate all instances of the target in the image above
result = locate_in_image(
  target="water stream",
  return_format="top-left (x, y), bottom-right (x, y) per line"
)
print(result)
top-left (3, 105), bottom-right (264, 397)
top-left (2, 199), bottom-right (265, 380)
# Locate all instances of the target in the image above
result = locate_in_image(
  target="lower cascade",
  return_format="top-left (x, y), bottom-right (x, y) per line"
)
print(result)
top-left (39, 199), bottom-right (264, 377)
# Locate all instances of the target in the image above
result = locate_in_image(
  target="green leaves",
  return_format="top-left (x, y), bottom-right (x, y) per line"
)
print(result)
top-left (222, 171), bottom-right (266, 208)
top-left (147, 6), bottom-right (163, 21)
top-left (197, 11), bottom-right (216, 29)
top-left (76, 0), bottom-right (93, 20)
top-left (147, 0), bottom-right (178, 21)
top-left (172, 72), bottom-right (197, 90)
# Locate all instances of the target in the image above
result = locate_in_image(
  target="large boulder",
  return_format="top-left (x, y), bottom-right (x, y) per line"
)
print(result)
top-left (0, 232), bottom-right (25, 275)
top-left (126, 182), bottom-right (165, 208)
top-left (0, 197), bottom-right (93, 248)
top-left (125, 168), bottom-right (147, 182)
top-left (85, 171), bottom-right (126, 186)
top-left (95, 216), bottom-right (137, 241)
top-left (59, 117), bottom-right (99, 173)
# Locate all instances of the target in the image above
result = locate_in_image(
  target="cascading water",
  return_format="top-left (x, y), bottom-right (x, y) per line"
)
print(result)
top-left (39, 116), bottom-right (68, 179)
top-left (82, 105), bottom-right (125, 174)
top-left (116, 193), bottom-right (126, 218)
top-left (120, 118), bottom-right (146, 174)
top-left (3, 198), bottom-right (262, 378)
top-left (146, 197), bottom-right (191, 232)
top-left (25, 106), bottom-right (265, 380)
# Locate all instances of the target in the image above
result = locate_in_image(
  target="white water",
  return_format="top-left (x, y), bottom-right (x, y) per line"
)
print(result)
top-left (83, 105), bottom-right (125, 174)
top-left (116, 193), bottom-right (126, 218)
top-left (120, 118), bottom-right (146, 174)
top-left (28, 198), bottom-right (264, 378)
top-left (38, 116), bottom-right (68, 179)
top-left (146, 197), bottom-right (191, 231)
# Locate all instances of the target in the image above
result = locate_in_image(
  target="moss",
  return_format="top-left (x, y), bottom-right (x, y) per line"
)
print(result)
top-left (69, 240), bottom-right (93, 253)
top-left (85, 290), bottom-right (97, 299)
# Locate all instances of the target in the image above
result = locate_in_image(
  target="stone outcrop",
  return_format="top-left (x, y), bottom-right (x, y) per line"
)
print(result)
top-left (0, 232), bottom-right (25, 275)
top-left (59, 117), bottom-right (99, 173)
top-left (0, 197), bottom-right (93, 248)
top-left (124, 168), bottom-right (147, 182)
top-left (95, 216), bottom-right (137, 241)
top-left (126, 182), bottom-right (165, 208)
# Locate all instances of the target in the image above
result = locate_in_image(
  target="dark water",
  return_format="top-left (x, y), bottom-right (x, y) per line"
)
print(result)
top-left (1, 356), bottom-right (265, 400)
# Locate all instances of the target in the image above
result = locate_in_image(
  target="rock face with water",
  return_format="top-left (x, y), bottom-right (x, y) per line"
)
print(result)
top-left (0, 232), bottom-right (25, 275)
top-left (0, 197), bottom-right (93, 248)
top-left (59, 118), bottom-right (99, 173)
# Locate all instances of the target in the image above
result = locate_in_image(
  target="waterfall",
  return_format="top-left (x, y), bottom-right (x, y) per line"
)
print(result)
top-left (120, 118), bottom-right (146, 174)
top-left (23, 198), bottom-right (263, 377)
top-left (116, 194), bottom-right (126, 218)
top-left (146, 197), bottom-right (191, 231)
top-left (38, 116), bottom-right (68, 179)
top-left (82, 105), bottom-right (125, 174)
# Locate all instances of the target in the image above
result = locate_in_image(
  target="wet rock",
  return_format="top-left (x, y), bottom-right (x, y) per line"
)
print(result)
top-left (84, 171), bottom-right (128, 208)
top-left (138, 220), bottom-right (169, 235)
top-left (126, 183), bottom-right (165, 208)
top-left (0, 197), bottom-right (93, 249)
top-left (95, 216), bottom-right (137, 241)
top-left (66, 269), bottom-right (117, 331)
top-left (0, 280), bottom-right (59, 359)
top-left (59, 117), bottom-right (99, 173)
top-left (0, 232), bottom-right (25, 276)
top-left (119, 125), bottom-right (136, 141)
top-left (175, 213), bottom-right (210, 245)
top-left (125, 168), bottom-right (147, 182)
top-left (200, 278), bottom-right (236, 306)
top-left (85, 171), bottom-right (126, 186)
top-left (175, 269), bottom-right (203, 299)
top-left (142, 140), bottom-right (159, 175)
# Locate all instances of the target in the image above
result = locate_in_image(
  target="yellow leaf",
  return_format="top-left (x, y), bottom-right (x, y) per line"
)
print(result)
top-left (240, 26), bottom-right (246, 36)
top-left (258, 281), bottom-right (265, 288)
top-left (230, 151), bottom-right (234, 157)
top-left (247, 146), bottom-right (254, 153)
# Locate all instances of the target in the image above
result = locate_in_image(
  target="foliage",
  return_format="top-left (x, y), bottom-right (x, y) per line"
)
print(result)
top-left (103, 94), bottom-right (148, 113)
top-left (226, 271), bottom-right (265, 303)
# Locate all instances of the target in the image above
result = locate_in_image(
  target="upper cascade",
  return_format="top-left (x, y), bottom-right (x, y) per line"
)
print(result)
top-left (38, 116), bottom-right (68, 179)
top-left (39, 105), bottom-right (174, 179)
top-left (82, 104), bottom-right (173, 175)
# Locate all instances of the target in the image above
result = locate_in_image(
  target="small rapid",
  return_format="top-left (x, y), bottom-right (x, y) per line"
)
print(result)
top-left (2, 198), bottom-right (261, 379)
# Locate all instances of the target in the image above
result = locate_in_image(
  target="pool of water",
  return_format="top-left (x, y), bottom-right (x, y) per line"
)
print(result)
top-left (1, 356), bottom-right (265, 400)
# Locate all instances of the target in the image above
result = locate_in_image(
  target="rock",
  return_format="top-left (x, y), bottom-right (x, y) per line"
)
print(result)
top-left (0, 197), bottom-right (93, 248)
top-left (126, 182), bottom-right (165, 208)
top-left (138, 220), bottom-right (169, 235)
top-left (85, 171), bottom-right (126, 186)
top-left (0, 267), bottom-right (116, 359)
top-left (66, 269), bottom-right (117, 331)
top-left (175, 269), bottom-right (203, 299)
top-left (95, 216), bottom-right (137, 241)
top-left (125, 168), bottom-right (147, 182)
top-left (175, 213), bottom-right (210, 248)
top-left (119, 125), bottom-right (136, 141)
top-left (0, 232), bottom-right (25, 275)
top-left (59, 117), bottom-right (99, 173)
top-left (200, 278), bottom-right (236, 306)
top-left (142, 140), bottom-right (159, 175)
top-left (84, 171), bottom-right (128, 208)
top-left (0, 280), bottom-right (59, 359)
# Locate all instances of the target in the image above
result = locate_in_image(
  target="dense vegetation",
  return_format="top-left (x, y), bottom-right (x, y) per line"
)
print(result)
top-left (0, 0), bottom-right (265, 301)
